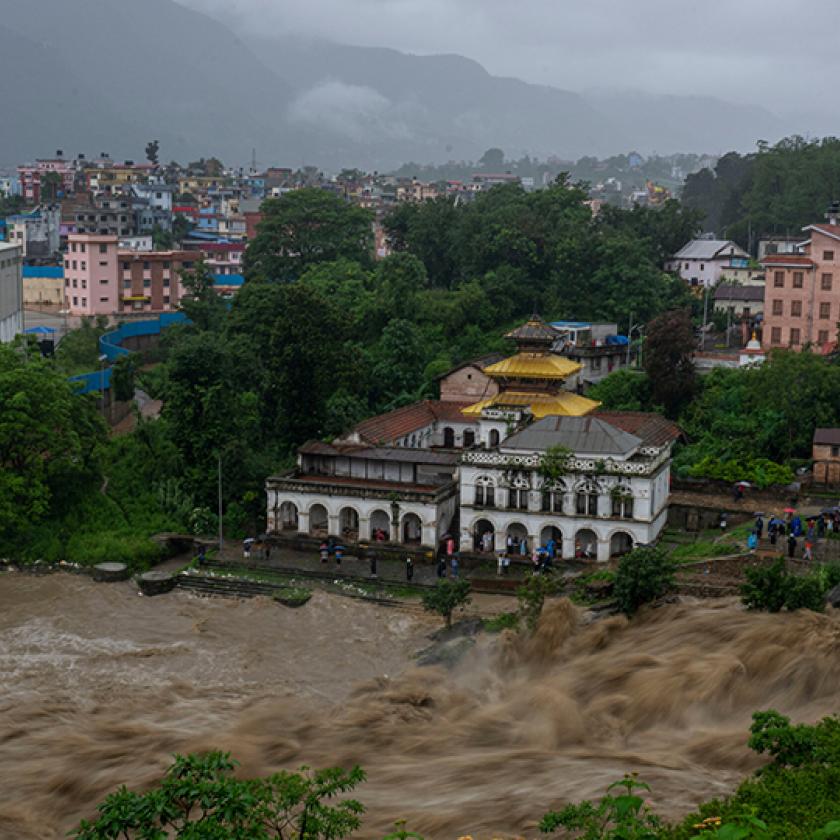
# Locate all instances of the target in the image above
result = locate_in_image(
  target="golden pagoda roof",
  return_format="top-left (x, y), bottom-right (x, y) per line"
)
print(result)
top-left (462, 390), bottom-right (600, 419)
top-left (483, 352), bottom-right (582, 380)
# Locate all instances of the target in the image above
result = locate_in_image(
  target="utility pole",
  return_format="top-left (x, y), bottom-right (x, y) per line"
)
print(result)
top-left (626, 312), bottom-right (633, 367)
top-left (701, 286), bottom-right (710, 350)
top-left (217, 452), bottom-right (223, 554)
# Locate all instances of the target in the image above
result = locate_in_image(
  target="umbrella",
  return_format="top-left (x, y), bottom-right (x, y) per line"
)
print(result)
top-left (736, 481), bottom-right (752, 487)
top-left (753, 511), bottom-right (766, 517)
top-left (783, 507), bottom-right (796, 514)
top-left (24, 325), bottom-right (56, 335)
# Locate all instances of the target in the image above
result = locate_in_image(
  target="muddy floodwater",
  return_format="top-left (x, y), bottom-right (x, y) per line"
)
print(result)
top-left (2, 574), bottom-right (840, 839)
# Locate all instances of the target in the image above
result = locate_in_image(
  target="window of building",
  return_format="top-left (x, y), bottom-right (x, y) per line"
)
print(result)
top-left (576, 491), bottom-right (598, 517)
top-left (820, 302), bottom-right (831, 320)
top-left (771, 326), bottom-right (781, 344)
top-left (163, 296), bottom-right (170, 306)
top-left (541, 490), bottom-right (564, 513)
top-left (143, 261), bottom-right (150, 270)
top-left (80, 261), bottom-right (86, 271)
top-left (791, 300), bottom-right (802, 317)
top-left (122, 261), bottom-right (130, 270)
top-left (793, 271), bottom-right (804, 288)
top-left (72, 278), bottom-right (78, 288)
top-left (163, 277), bottom-right (170, 287)
top-left (591, 356), bottom-right (602, 371)
top-left (824, 250), bottom-right (835, 261)
top-left (64, 260), bottom-right (70, 269)
top-left (81, 279), bottom-right (87, 289)
top-left (611, 494), bottom-right (634, 519)
top-left (143, 278), bottom-right (151, 288)
top-left (80, 243), bottom-right (86, 253)
top-left (833, 446), bottom-right (840, 458)
top-left (72, 260), bottom-right (77, 270)
top-left (473, 479), bottom-right (493, 506)
top-left (773, 271), bottom-right (784, 287)
top-left (822, 273), bottom-right (833, 291)
top-left (99, 296), bottom-right (108, 303)
top-left (508, 488), bottom-right (528, 510)
top-left (71, 242), bottom-right (77, 253)
top-left (819, 330), bottom-right (830, 344)
top-left (123, 280), bottom-right (131, 288)
top-left (700, 263), bottom-right (705, 271)
top-left (72, 296), bottom-right (78, 305)
top-left (772, 299), bottom-right (783, 316)
top-left (81, 297), bottom-right (87, 307)
top-left (163, 261), bottom-right (170, 269)
top-left (790, 327), bottom-right (801, 344)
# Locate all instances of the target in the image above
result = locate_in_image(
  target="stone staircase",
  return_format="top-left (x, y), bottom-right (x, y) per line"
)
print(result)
top-left (175, 574), bottom-right (285, 599)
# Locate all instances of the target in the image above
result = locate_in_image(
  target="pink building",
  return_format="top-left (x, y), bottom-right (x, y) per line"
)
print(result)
top-left (63, 234), bottom-right (120, 316)
top-left (762, 222), bottom-right (840, 352)
top-left (64, 234), bottom-right (195, 317)
top-left (18, 156), bottom-right (77, 203)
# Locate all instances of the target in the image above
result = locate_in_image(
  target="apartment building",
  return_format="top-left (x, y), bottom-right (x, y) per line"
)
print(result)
top-left (0, 242), bottom-right (23, 343)
top-left (761, 220), bottom-right (840, 351)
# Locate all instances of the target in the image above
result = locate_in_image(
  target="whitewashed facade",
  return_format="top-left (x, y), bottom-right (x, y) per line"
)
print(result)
top-left (458, 415), bottom-right (676, 562)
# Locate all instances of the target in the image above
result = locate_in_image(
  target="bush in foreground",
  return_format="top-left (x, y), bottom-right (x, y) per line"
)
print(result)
top-left (72, 752), bottom-right (364, 839)
top-left (613, 546), bottom-right (676, 616)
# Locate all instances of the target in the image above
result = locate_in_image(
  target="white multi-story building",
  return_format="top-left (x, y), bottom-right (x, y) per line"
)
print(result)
top-left (0, 242), bottom-right (24, 343)
top-left (667, 239), bottom-right (750, 289)
top-left (265, 316), bottom-right (680, 561)
top-left (459, 413), bottom-right (678, 563)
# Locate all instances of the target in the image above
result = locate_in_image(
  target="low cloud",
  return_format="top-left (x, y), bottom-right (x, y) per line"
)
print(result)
top-left (287, 81), bottom-right (412, 142)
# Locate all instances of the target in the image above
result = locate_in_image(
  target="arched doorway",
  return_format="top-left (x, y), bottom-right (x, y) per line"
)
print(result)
top-left (610, 531), bottom-right (634, 558)
top-left (463, 429), bottom-right (476, 448)
top-left (489, 428), bottom-right (500, 447)
top-left (506, 522), bottom-right (529, 556)
top-left (540, 525), bottom-right (562, 557)
top-left (279, 501), bottom-right (299, 531)
top-left (443, 427), bottom-right (455, 448)
top-left (370, 509), bottom-right (391, 541)
top-left (474, 518), bottom-right (495, 552)
top-left (309, 504), bottom-right (328, 537)
top-left (402, 513), bottom-right (422, 544)
top-left (575, 528), bottom-right (598, 561)
top-left (339, 507), bottom-right (359, 541)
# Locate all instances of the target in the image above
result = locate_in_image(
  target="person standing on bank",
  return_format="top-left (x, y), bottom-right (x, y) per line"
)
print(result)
top-left (405, 556), bottom-right (414, 582)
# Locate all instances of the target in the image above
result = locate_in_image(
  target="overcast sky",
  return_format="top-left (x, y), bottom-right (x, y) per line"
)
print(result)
top-left (181, 0), bottom-right (840, 119)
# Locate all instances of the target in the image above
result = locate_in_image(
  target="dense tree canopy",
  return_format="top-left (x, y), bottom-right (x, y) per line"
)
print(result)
top-left (681, 135), bottom-right (840, 247)
top-left (244, 189), bottom-right (374, 283)
top-left (0, 345), bottom-right (106, 552)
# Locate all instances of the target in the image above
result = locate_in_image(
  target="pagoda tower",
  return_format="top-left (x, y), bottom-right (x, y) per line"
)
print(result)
top-left (462, 315), bottom-right (600, 420)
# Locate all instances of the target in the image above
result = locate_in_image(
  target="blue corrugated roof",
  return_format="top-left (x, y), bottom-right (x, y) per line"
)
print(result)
top-left (551, 321), bottom-right (593, 329)
top-left (213, 274), bottom-right (244, 287)
top-left (23, 265), bottom-right (64, 279)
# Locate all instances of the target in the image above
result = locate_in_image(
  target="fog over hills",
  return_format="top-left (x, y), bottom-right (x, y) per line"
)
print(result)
top-left (0, 0), bottom-right (793, 169)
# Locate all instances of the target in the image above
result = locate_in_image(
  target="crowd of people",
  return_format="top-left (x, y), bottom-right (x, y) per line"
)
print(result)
top-left (744, 508), bottom-right (840, 562)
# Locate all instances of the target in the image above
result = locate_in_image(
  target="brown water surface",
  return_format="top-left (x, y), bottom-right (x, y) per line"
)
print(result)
top-left (1, 574), bottom-right (839, 839)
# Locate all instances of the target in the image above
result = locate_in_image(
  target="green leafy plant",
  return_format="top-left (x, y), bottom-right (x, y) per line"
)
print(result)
top-left (72, 751), bottom-right (365, 839)
top-left (517, 572), bottom-right (565, 632)
top-left (421, 578), bottom-right (471, 629)
top-left (613, 546), bottom-right (676, 616)
top-left (741, 560), bottom-right (826, 614)
top-left (540, 775), bottom-right (662, 839)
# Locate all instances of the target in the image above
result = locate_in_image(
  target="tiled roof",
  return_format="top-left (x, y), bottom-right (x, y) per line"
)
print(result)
top-left (813, 428), bottom-right (840, 446)
top-left (435, 353), bottom-right (505, 380)
top-left (298, 439), bottom-right (459, 466)
top-left (503, 415), bottom-right (642, 455)
top-left (672, 239), bottom-right (748, 260)
top-left (713, 285), bottom-right (764, 302)
top-left (504, 315), bottom-right (558, 344)
top-left (761, 254), bottom-right (815, 267)
top-left (350, 400), bottom-right (474, 444)
top-left (594, 411), bottom-right (682, 448)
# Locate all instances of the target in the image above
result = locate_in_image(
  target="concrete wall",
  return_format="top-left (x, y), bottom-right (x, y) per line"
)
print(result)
top-left (439, 364), bottom-right (498, 403)
top-left (0, 243), bottom-right (23, 343)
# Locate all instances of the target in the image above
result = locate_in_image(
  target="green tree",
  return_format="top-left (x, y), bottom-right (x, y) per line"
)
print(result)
top-left (178, 260), bottom-right (226, 331)
top-left (644, 309), bottom-right (697, 418)
top-left (422, 579), bottom-right (472, 629)
top-left (151, 224), bottom-right (174, 250)
top-left (111, 354), bottom-right (136, 403)
top-left (145, 139), bottom-right (160, 165)
top-left (244, 189), bottom-right (374, 283)
top-left (613, 545), bottom-right (676, 616)
top-left (369, 319), bottom-right (431, 411)
top-left (172, 214), bottom-right (193, 244)
top-left (72, 751), bottom-right (365, 839)
top-left (537, 445), bottom-right (572, 488)
top-left (0, 345), bottom-right (106, 552)
top-left (479, 147), bottom-right (505, 170)
top-left (516, 572), bottom-right (564, 633)
top-left (588, 370), bottom-right (651, 410)
top-left (40, 170), bottom-right (62, 201)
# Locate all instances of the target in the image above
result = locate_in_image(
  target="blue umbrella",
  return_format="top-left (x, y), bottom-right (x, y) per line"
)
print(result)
top-left (24, 325), bottom-right (56, 335)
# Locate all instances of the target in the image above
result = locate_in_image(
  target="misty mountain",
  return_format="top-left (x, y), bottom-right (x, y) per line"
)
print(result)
top-left (0, 0), bottom-right (290, 166)
top-left (0, 0), bottom-right (788, 170)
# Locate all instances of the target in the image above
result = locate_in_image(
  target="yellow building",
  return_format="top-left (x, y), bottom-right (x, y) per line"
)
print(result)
top-left (462, 315), bottom-right (600, 422)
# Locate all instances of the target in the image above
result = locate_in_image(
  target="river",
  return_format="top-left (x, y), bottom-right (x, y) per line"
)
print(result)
top-left (1, 573), bottom-right (839, 839)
